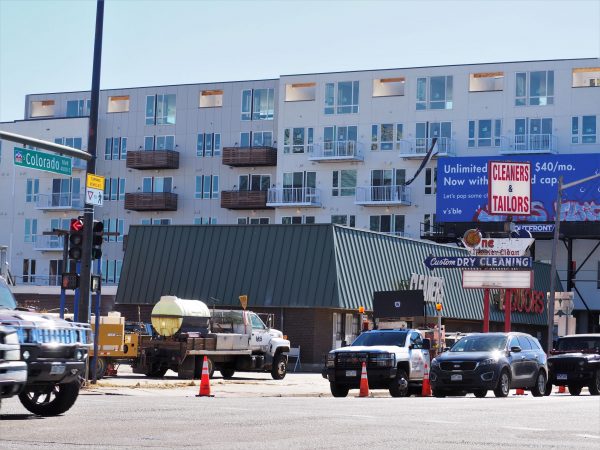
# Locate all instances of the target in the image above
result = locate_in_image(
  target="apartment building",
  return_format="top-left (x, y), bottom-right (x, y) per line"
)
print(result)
top-left (0, 58), bottom-right (598, 331)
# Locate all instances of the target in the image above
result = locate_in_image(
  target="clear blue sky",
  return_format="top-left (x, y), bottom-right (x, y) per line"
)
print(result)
top-left (1, 0), bottom-right (599, 122)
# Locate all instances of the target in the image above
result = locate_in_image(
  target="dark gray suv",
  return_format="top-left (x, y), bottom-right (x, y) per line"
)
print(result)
top-left (430, 332), bottom-right (547, 398)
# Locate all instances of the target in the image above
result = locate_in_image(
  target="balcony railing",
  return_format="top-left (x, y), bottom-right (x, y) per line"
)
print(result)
top-left (33, 235), bottom-right (65, 252)
top-left (355, 185), bottom-right (411, 206)
top-left (398, 137), bottom-right (455, 158)
top-left (35, 193), bottom-right (84, 210)
top-left (266, 187), bottom-right (321, 207)
top-left (126, 150), bottom-right (179, 170)
top-left (501, 134), bottom-right (558, 154)
top-left (220, 190), bottom-right (272, 210)
top-left (308, 141), bottom-right (364, 162)
top-left (222, 146), bottom-right (277, 167)
top-left (124, 192), bottom-right (178, 211)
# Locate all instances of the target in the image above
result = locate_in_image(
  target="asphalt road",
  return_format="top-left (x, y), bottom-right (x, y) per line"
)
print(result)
top-left (1, 374), bottom-right (599, 449)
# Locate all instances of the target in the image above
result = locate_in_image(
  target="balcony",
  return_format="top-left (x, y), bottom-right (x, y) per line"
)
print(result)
top-left (126, 150), bottom-right (179, 170)
top-left (398, 137), bottom-right (455, 158)
top-left (33, 235), bottom-right (65, 252)
top-left (500, 134), bottom-right (558, 154)
top-left (308, 141), bottom-right (364, 162)
top-left (222, 146), bottom-right (277, 167)
top-left (355, 185), bottom-right (411, 206)
top-left (221, 190), bottom-right (272, 210)
top-left (266, 187), bottom-right (321, 208)
top-left (35, 193), bottom-right (84, 211)
top-left (124, 192), bottom-right (178, 211)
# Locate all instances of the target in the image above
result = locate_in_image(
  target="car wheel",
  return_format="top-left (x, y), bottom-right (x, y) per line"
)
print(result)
top-left (271, 352), bottom-right (287, 380)
top-left (146, 366), bottom-right (168, 378)
top-left (330, 382), bottom-right (349, 398)
top-left (544, 381), bottom-right (553, 396)
top-left (220, 368), bottom-right (235, 379)
top-left (568, 384), bottom-right (582, 396)
top-left (494, 369), bottom-right (511, 397)
top-left (473, 389), bottom-right (487, 398)
top-left (530, 371), bottom-right (546, 397)
top-left (19, 381), bottom-right (80, 416)
top-left (589, 370), bottom-right (600, 396)
top-left (432, 389), bottom-right (446, 398)
top-left (389, 369), bottom-right (409, 397)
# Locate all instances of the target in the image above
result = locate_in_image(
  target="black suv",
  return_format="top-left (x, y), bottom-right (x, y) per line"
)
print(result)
top-left (430, 332), bottom-right (548, 398)
top-left (546, 334), bottom-right (600, 396)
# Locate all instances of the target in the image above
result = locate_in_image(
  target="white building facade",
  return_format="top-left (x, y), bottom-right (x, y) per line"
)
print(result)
top-left (1, 58), bottom-right (599, 331)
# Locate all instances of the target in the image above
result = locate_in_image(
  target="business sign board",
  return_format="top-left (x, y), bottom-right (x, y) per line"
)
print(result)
top-left (424, 256), bottom-right (532, 270)
top-left (463, 237), bottom-right (535, 256)
top-left (436, 154), bottom-right (600, 222)
top-left (488, 161), bottom-right (531, 216)
top-left (409, 273), bottom-right (444, 303)
top-left (373, 290), bottom-right (425, 319)
top-left (462, 270), bottom-right (533, 289)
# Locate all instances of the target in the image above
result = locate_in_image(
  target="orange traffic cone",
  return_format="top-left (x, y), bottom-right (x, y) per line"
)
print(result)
top-left (515, 388), bottom-right (526, 395)
top-left (421, 363), bottom-right (431, 397)
top-left (557, 385), bottom-right (566, 394)
top-left (196, 356), bottom-right (213, 397)
top-left (359, 361), bottom-right (369, 397)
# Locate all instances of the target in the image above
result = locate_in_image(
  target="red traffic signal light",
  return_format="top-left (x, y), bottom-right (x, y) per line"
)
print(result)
top-left (70, 218), bottom-right (84, 232)
top-left (69, 217), bottom-right (84, 261)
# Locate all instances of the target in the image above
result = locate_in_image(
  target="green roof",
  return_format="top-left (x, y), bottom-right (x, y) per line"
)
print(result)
top-left (116, 224), bottom-right (555, 325)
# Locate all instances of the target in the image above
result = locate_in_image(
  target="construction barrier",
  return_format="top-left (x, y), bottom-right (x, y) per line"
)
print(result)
top-left (196, 356), bottom-right (213, 397)
top-left (421, 362), bottom-right (431, 397)
top-left (359, 361), bottom-right (369, 397)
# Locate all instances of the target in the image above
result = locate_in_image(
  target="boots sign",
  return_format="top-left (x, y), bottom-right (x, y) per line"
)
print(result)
top-left (488, 161), bottom-right (531, 216)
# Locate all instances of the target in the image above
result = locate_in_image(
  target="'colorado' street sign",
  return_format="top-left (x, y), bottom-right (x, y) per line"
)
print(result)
top-left (14, 147), bottom-right (72, 176)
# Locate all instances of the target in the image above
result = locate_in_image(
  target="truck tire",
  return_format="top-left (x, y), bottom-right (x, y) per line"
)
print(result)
top-left (589, 370), bottom-right (600, 396)
top-left (493, 368), bottom-right (510, 397)
top-left (530, 370), bottom-right (546, 397)
top-left (220, 368), bottom-right (235, 379)
top-left (145, 367), bottom-right (168, 378)
top-left (330, 382), bottom-right (349, 398)
top-left (271, 352), bottom-right (287, 380)
top-left (473, 389), bottom-right (487, 398)
top-left (544, 381), bottom-right (553, 396)
top-left (568, 384), bottom-right (582, 396)
top-left (95, 357), bottom-right (107, 380)
top-left (193, 357), bottom-right (215, 379)
top-left (389, 368), bottom-right (409, 397)
top-left (19, 381), bottom-right (80, 416)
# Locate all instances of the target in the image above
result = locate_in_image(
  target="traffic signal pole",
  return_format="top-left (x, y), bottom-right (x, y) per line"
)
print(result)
top-left (77, 0), bottom-right (104, 324)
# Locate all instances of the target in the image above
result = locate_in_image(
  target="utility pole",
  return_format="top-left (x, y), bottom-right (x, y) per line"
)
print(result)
top-left (78, 0), bottom-right (104, 324)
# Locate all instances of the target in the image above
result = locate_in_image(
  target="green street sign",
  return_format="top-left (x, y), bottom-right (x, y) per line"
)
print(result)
top-left (14, 147), bottom-right (72, 176)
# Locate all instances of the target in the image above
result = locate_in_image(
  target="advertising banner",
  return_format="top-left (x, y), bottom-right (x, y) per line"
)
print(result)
top-left (436, 154), bottom-right (600, 222)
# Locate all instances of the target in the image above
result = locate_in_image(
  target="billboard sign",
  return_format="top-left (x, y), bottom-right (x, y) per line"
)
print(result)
top-left (436, 154), bottom-right (600, 222)
top-left (488, 161), bottom-right (531, 215)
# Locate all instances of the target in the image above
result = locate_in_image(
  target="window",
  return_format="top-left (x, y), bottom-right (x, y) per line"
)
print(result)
top-left (102, 218), bottom-right (124, 242)
top-left (332, 170), bottom-right (356, 196)
top-left (66, 99), bottom-right (90, 117)
top-left (283, 171), bottom-right (316, 191)
top-left (469, 72), bottom-right (504, 92)
top-left (194, 175), bottom-right (219, 199)
top-left (50, 177), bottom-right (81, 207)
top-left (425, 168), bottom-right (436, 194)
top-left (468, 120), bottom-right (502, 147)
top-left (104, 137), bottom-right (127, 160)
top-left (331, 215), bottom-right (356, 227)
top-left (104, 178), bottom-right (125, 201)
top-left (146, 94), bottom-right (176, 125)
top-left (194, 217), bottom-right (218, 225)
top-left (372, 77), bottom-right (405, 97)
top-left (416, 122), bottom-right (452, 153)
top-left (324, 125), bottom-right (357, 156)
top-left (102, 260), bottom-right (123, 285)
top-left (49, 260), bottom-right (63, 286)
top-left (197, 133), bottom-right (221, 157)
top-left (325, 81), bottom-right (359, 114)
top-left (372, 123), bottom-right (403, 151)
top-left (143, 177), bottom-right (172, 193)
top-left (30, 100), bottom-right (55, 117)
top-left (417, 76), bottom-right (453, 110)
top-left (516, 71), bottom-right (554, 106)
top-left (240, 131), bottom-right (272, 148)
top-left (156, 135), bottom-right (175, 150)
top-left (199, 90), bottom-right (223, 108)
top-left (283, 127), bottom-right (314, 154)
top-left (371, 169), bottom-right (405, 187)
top-left (107, 95), bottom-right (130, 113)
top-left (22, 259), bottom-right (36, 284)
top-left (26, 179), bottom-right (39, 203)
top-left (281, 216), bottom-right (315, 224)
top-left (285, 82), bottom-right (316, 101)
top-left (238, 174), bottom-right (270, 191)
top-left (141, 218), bottom-right (171, 225)
top-left (25, 218), bottom-right (37, 243)
top-left (55, 137), bottom-right (83, 150)
top-left (423, 213), bottom-right (436, 234)
top-left (572, 67), bottom-right (600, 87)
top-left (370, 215), bottom-right (405, 236)
top-left (572, 116), bottom-right (597, 143)
top-left (515, 118), bottom-right (553, 150)
top-left (237, 217), bottom-right (269, 225)
top-left (241, 88), bottom-right (274, 120)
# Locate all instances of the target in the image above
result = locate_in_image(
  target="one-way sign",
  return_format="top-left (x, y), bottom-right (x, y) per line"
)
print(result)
top-left (424, 256), bottom-right (532, 270)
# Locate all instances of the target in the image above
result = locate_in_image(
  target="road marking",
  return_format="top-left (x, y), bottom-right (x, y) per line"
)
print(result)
top-left (501, 426), bottom-right (546, 432)
top-left (575, 434), bottom-right (600, 439)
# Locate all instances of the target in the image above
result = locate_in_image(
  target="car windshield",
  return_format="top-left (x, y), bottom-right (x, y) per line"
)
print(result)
top-left (451, 335), bottom-right (507, 352)
top-left (0, 278), bottom-right (17, 310)
top-left (557, 337), bottom-right (600, 352)
top-left (351, 331), bottom-right (407, 347)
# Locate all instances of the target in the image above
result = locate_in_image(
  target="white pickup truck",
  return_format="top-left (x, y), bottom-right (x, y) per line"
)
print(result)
top-left (322, 329), bottom-right (431, 397)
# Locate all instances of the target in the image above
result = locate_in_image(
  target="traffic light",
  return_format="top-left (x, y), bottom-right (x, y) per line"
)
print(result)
top-left (91, 220), bottom-right (104, 260)
top-left (68, 217), bottom-right (84, 260)
top-left (61, 272), bottom-right (80, 290)
top-left (91, 275), bottom-right (101, 293)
